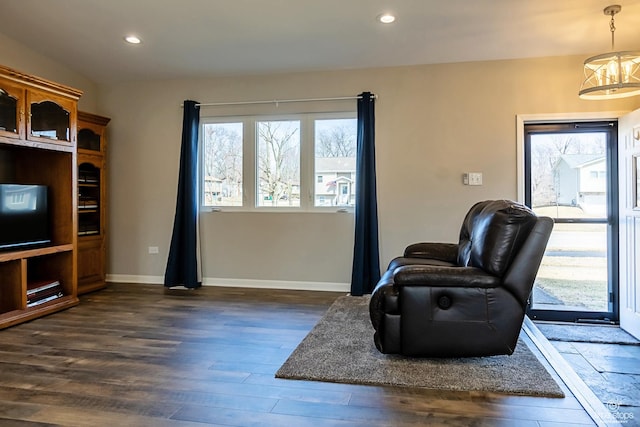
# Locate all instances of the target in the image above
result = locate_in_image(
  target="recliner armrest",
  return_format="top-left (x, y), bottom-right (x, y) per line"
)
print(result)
top-left (393, 265), bottom-right (500, 288)
top-left (403, 242), bottom-right (458, 263)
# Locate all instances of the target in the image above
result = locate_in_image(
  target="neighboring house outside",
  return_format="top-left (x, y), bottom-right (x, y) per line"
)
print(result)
top-left (554, 154), bottom-right (606, 216)
top-left (203, 176), bottom-right (223, 206)
top-left (204, 157), bottom-right (355, 207)
top-left (204, 176), bottom-right (244, 206)
top-left (315, 157), bottom-right (356, 207)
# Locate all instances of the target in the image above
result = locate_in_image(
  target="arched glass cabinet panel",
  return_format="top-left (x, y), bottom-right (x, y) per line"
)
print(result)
top-left (30, 100), bottom-right (70, 142)
top-left (78, 128), bottom-right (101, 152)
top-left (0, 80), bottom-right (24, 140)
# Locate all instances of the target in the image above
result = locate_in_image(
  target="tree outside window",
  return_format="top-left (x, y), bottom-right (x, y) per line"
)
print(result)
top-left (257, 120), bottom-right (300, 207)
top-left (202, 122), bottom-right (243, 206)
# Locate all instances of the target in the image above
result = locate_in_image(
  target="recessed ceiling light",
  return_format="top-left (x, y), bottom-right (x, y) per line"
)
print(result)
top-left (124, 35), bottom-right (142, 44)
top-left (377, 13), bottom-right (396, 24)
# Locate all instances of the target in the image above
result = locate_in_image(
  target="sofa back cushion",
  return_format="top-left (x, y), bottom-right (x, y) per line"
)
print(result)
top-left (457, 200), bottom-right (537, 277)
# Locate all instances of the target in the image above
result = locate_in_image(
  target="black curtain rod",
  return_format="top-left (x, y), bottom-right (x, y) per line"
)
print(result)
top-left (181, 94), bottom-right (377, 108)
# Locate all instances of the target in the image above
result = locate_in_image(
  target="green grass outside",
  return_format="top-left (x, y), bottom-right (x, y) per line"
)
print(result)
top-left (530, 206), bottom-right (609, 311)
top-left (535, 255), bottom-right (608, 311)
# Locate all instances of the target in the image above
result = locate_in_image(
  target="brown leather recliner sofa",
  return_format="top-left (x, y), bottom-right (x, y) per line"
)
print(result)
top-left (369, 200), bottom-right (553, 357)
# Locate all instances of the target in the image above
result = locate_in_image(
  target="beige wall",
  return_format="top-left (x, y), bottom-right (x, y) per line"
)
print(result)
top-left (98, 56), bottom-right (639, 287)
top-left (0, 32), bottom-right (99, 112)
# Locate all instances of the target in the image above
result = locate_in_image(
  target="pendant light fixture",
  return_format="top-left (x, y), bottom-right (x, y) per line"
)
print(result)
top-left (579, 5), bottom-right (640, 100)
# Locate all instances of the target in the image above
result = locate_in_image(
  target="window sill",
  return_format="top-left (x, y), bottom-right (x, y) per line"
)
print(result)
top-left (201, 207), bottom-right (353, 214)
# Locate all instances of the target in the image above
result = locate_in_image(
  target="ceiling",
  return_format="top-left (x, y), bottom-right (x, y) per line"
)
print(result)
top-left (1, 0), bottom-right (639, 84)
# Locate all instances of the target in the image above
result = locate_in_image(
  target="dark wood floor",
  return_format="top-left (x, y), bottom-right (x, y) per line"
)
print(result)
top-left (0, 283), bottom-right (597, 426)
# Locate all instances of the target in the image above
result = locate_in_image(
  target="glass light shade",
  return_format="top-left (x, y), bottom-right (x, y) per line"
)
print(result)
top-left (579, 51), bottom-right (640, 99)
top-left (124, 35), bottom-right (142, 44)
top-left (377, 13), bottom-right (396, 24)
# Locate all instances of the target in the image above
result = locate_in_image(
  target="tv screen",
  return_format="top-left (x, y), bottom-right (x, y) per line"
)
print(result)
top-left (0, 184), bottom-right (50, 250)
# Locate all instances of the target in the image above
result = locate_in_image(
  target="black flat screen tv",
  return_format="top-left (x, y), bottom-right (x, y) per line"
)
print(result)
top-left (0, 184), bottom-right (50, 250)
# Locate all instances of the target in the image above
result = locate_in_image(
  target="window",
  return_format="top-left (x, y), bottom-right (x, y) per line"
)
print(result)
top-left (202, 122), bottom-right (243, 206)
top-left (201, 112), bottom-right (356, 211)
top-left (257, 120), bottom-right (301, 207)
top-left (314, 118), bottom-right (357, 207)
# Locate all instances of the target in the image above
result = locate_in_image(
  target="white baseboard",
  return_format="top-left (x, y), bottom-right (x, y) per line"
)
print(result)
top-left (106, 274), bottom-right (164, 284)
top-left (106, 274), bottom-right (350, 293)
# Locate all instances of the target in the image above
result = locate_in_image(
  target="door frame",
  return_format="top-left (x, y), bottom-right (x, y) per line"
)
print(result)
top-left (516, 112), bottom-right (625, 322)
top-left (618, 108), bottom-right (640, 340)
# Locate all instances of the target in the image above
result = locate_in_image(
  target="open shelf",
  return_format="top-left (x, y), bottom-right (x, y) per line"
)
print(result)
top-left (0, 244), bottom-right (74, 262)
top-left (0, 245), bottom-right (78, 328)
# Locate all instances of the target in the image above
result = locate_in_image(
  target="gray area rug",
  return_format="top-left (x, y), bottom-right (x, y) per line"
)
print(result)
top-left (537, 323), bottom-right (640, 345)
top-left (276, 296), bottom-right (565, 398)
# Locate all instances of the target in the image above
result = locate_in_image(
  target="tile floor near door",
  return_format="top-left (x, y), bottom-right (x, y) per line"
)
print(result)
top-left (537, 323), bottom-right (640, 425)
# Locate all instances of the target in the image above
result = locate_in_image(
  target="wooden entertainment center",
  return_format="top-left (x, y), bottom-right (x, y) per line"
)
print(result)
top-left (0, 64), bottom-right (108, 328)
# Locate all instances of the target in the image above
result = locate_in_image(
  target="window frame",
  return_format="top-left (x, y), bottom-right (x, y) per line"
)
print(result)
top-left (200, 119), bottom-right (246, 208)
top-left (255, 117), bottom-right (303, 210)
top-left (522, 120), bottom-right (619, 323)
top-left (199, 111), bottom-right (357, 213)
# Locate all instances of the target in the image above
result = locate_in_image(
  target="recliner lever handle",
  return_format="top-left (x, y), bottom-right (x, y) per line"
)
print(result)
top-left (437, 295), bottom-right (452, 310)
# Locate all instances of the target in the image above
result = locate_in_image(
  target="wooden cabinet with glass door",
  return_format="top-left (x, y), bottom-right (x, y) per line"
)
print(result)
top-left (0, 64), bottom-right (82, 329)
top-left (0, 65), bottom-right (78, 149)
top-left (77, 111), bottom-right (110, 295)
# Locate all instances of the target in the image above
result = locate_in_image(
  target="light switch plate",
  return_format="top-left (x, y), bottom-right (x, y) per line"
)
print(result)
top-left (463, 172), bottom-right (483, 186)
top-left (468, 172), bottom-right (483, 186)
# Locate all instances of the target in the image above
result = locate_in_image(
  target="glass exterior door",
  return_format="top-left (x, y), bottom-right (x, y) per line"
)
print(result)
top-left (525, 122), bottom-right (618, 322)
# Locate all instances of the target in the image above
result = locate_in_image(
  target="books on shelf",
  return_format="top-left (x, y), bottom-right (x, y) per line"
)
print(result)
top-left (27, 279), bottom-right (63, 307)
top-left (78, 221), bottom-right (100, 235)
top-left (78, 198), bottom-right (98, 209)
top-left (27, 280), bottom-right (59, 295)
top-left (27, 293), bottom-right (63, 307)
top-left (78, 171), bottom-right (99, 183)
